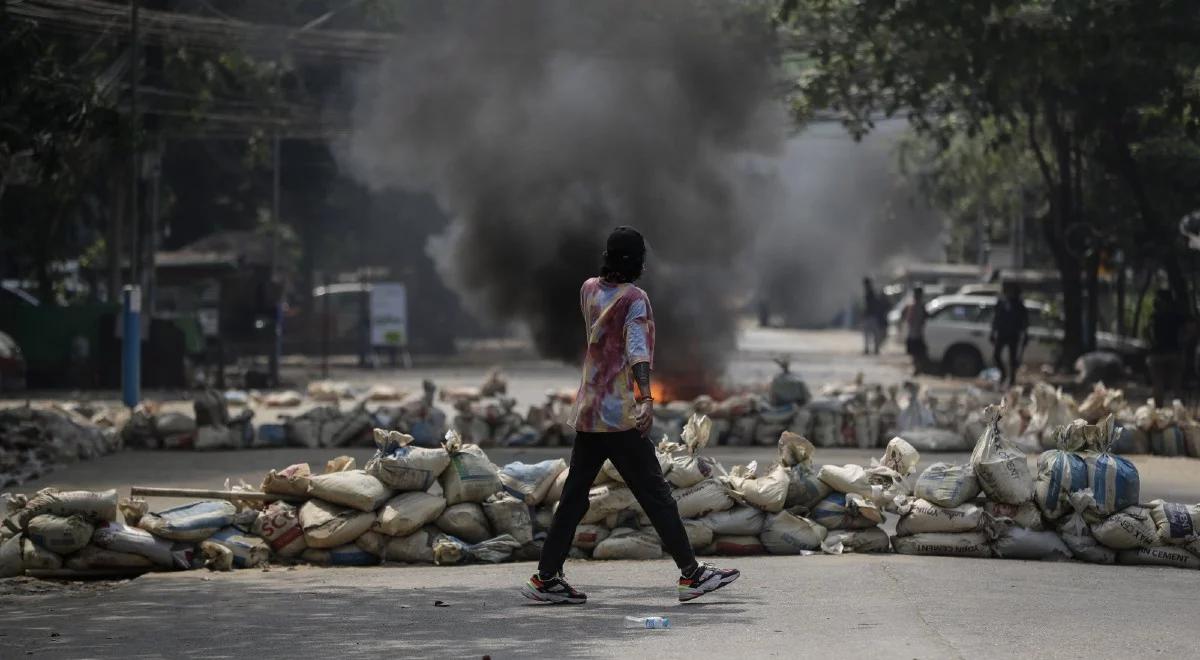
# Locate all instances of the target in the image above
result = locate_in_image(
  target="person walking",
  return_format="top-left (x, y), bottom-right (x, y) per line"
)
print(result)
top-left (521, 226), bottom-right (740, 605)
top-left (990, 282), bottom-right (1029, 387)
top-left (862, 278), bottom-right (884, 355)
top-left (902, 287), bottom-right (928, 375)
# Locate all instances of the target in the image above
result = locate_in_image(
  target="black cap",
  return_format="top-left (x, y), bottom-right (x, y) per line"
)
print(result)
top-left (605, 226), bottom-right (645, 259)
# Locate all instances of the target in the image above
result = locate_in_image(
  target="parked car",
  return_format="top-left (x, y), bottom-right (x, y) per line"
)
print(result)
top-left (922, 294), bottom-right (1146, 377)
top-left (0, 330), bottom-right (27, 391)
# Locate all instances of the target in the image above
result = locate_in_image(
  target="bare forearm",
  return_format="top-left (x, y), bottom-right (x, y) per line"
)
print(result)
top-left (632, 362), bottom-right (651, 400)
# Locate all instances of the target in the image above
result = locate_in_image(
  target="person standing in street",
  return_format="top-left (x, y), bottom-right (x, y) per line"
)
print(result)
top-left (990, 282), bottom-right (1029, 388)
top-left (862, 278), bottom-right (884, 355)
top-left (902, 286), bottom-right (928, 375)
top-left (521, 226), bottom-right (740, 605)
top-left (1146, 289), bottom-right (1188, 405)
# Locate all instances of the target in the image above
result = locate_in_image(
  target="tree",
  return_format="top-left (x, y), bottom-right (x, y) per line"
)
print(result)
top-left (778, 0), bottom-right (1200, 365)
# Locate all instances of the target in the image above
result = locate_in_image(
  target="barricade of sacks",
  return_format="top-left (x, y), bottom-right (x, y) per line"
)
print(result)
top-left (0, 417), bottom-right (914, 574)
top-left (893, 405), bottom-right (1200, 569)
top-left (999, 381), bottom-right (1200, 457)
top-left (6, 407), bottom-right (1200, 577)
top-left (0, 404), bottom-right (124, 489)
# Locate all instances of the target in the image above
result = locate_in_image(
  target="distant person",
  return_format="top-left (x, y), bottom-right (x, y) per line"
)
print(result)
top-left (522, 226), bottom-right (739, 605)
top-left (862, 278), bottom-right (884, 355)
top-left (902, 287), bottom-right (928, 375)
top-left (990, 282), bottom-right (1029, 387)
top-left (1147, 289), bottom-right (1187, 404)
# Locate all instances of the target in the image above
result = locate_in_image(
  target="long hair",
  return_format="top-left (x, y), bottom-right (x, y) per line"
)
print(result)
top-left (600, 250), bottom-right (645, 283)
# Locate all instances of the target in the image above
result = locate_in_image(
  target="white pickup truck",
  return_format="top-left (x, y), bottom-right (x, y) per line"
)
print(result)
top-left (918, 294), bottom-right (1145, 377)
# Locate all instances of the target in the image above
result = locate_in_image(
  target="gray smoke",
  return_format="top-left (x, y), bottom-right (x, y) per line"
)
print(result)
top-left (750, 120), bottom-right (941, 326)
top-left (341, 0), bottom-right (788, 393)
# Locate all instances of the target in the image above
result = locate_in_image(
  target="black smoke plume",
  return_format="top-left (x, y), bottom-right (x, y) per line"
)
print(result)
top-left (342, 0), bottom-right (787, 394)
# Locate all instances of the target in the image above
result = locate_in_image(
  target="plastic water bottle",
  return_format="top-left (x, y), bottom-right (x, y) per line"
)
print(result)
top-left (625, 616), bottom-right (670, 629)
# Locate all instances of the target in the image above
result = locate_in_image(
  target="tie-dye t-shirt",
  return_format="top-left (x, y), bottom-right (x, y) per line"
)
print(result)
top-left (571, 277), bottom-right (655, 433)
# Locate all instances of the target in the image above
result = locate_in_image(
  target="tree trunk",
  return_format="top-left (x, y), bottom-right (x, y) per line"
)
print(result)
top-left (1085, 251), bottom-right (1099, 352)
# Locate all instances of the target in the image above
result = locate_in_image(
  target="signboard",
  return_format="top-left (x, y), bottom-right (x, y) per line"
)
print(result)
top-left (369, 282), bottom-right (408, 348)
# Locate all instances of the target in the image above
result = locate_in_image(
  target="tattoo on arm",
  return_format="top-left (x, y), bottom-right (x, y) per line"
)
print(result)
top-left (633, 362), bottom-right (651, 400)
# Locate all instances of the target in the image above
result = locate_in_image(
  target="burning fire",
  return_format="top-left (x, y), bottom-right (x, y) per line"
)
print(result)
top-left (651, 381), bottom-right (671, 403)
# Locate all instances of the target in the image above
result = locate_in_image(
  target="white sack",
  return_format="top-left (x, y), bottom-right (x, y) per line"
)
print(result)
top-left (699, 506), bottom-right (766, 536)
top-left (26, 515), bottom-right (93, 555)
top-left (375, 492), bottom-right (447, 537)
top-left (892, 532), bottom-right (991, 558)
top-left (970, 406), bottom-right (1034, 504)
top-left (499, 459), bottom-right (568, 506)
top-left (435, 503), bottom-right (492, 544)
top-left (253, 501), bottom-right (307, 558)
top-left (671, 479), bottom-right (735, 519)
top-left (299, 499), bottom-right (375, 549)
top-left (482, 495), bottom-right (534, 545)
top-left (365, 429), bottom-right (451, 492)
top-left (307, 470), bottom-right (392, 512)
top-left (913, 463), bottom-right (980, 508)
top-left (760, 511), bottom-right (826, 554)
top-left (592, 527), bottom-right (663, 560)
top-left (820, 527), bottom-right (891, 555)
top-left (895, 499), bottom-right (984, 536)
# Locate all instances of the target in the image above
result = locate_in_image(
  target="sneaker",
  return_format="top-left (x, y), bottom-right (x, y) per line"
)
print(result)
top-left (521, 573), bottom-right (587, 604)
top-left (678, 562), bottom-right (740, 602)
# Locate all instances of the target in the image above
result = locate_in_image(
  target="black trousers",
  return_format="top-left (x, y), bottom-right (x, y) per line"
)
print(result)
top-left (994, 338), bottom-right (1021, 385)
top-left (538, 428), bottom-right (696, 575)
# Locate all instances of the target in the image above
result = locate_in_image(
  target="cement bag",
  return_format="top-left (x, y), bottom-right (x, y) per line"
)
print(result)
top-left (913, 463), bottom-right (979, 508)
top-left (355, 530), bottom-right (388, 556)
top-left (572, 524), bottom-right (610, 550)
top-left (1034, 425), bottom-right (1090, 520)
top-left (881, 436), bottom-right (920, 476)
top-left (260, 463), bottom-right (312, 497)
top-left (207, 527), bottom-right (270, 568)
top-left (810, 492), bottom-right (884, 530)
top-left (895, 499), bottom-right (983, 536)
top-left (817, 464), bottom-right (883, 503)
top-left (723, 462), bottom-right (789, 513)
top-left (665, 415), bottom-right (718, 488)
top-left (991, 522), bottom-right (1072, 560)
top-left (579, 485), bottom-right (638, 525)
top-left (435, 503), bottom-right (492, 544)
top-left (760, 511), bottom-right (826, 554)
top-left (440, 430), bottom-right (503, 505)
top-left (970, 406), bottom-right (1034, 504)
top-left (64, 544), bottom-right (156, 571)
top-left (1057, 491), bottom-right (1115, 564)
top-left (592, 528), bottom-right (663, 560)
top-left (0, 534), bottom-right (22, 578)
top-left (1086, 415), bottom-right (1140, 515)
top-left (1090, 505), bottom-right (1157, 550)
top-left (375, 492), bottom-right (447, 537)
top-left (532, 506), bottom-right (554, 532)
top-left (892, 532), bottom-right (991, 558)
top-left (713, 534), bottom-right (766, 555)
top-left (307, 470), bottom-right (391, 512)
top-left (684, 519), bottom-right (714, 549)
top-left (896, 385), bottom-right (936, 431)
top-left (820, 527), bottom-right (890, 554)
top-left (1148, 500), bottom-right (1200, 544)
top-left (468, 535), bottom-right (522, 563)
top-left (544, 469), bottom-right (569, 505)
top-left (93, 521), bottom-right (190, 568)
top-left (482, 495), bottom-right (534, 545)
top-left (777, 432), bottom-right (829, 509)
top-left (983, 500), bottom-right (1044, 531)
top-left (500, 459), bottom-right (567, 506)
top-left (365, 429), bottom-right (451, 492)
top-left (602, 450), bottom-right (673, 485)
top-left (1118, 545), bottom-right (1200, 569)
top-left (384, 526), bottom-right (438, 563)
top-left (700, 506), bottom-right (767, 536)
top-left (13, 489), bottom-right (118, 528)
top-left (19, 537), bottom-right (61, 570)
top-left (672, 479), bottom-right (735, 519)
top-left (302, 543), bottom-right (378, 566)
top-left (138, 501), bottom-right (237, 542)
top-left (26, 515), bottom-right (93, 555)
top-left (432, 534), bottom-right (469, 565)
top-left (299, 499), bottom-right (375, 549)
top-left (898, 428), bottom-right (971, 452)
top-left (252, 501), bottom-right (306, 558)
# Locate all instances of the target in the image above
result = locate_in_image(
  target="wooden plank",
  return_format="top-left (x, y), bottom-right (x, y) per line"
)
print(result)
top-left (129, 487), bottom-right (303, 502)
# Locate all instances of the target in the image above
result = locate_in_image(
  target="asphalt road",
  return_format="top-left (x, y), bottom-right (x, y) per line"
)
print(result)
top-left (4, 553), bottom-right (1200, 659)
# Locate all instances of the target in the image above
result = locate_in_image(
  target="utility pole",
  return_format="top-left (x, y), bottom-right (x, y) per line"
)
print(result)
top-left (269, 131), bottom-right (282, 386)
top-left (128, 0), bottom-right (141, 286)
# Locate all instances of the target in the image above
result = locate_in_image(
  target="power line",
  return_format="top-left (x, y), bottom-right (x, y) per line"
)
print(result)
top-left (6, 0), bottom-right (398, 62)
